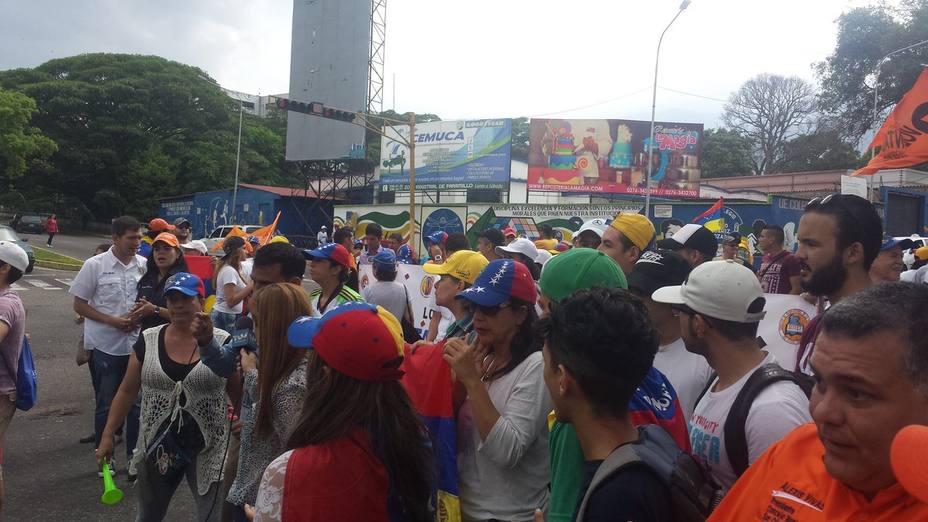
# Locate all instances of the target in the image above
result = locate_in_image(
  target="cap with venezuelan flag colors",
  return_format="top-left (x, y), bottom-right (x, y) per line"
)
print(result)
top-left (287, 302), bottom-right (405, 381)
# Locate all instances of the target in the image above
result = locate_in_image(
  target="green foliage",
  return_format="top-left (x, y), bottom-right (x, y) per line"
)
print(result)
top-left (0, 53), bottom-right (287, 220)
top-left (816, 1), bottom-right (928, 142)
top-left (775, 129), bottom-right (861, 173)
top-left (700, 128), bottom-right (754, 178)
top-left (0, 88), bottom-right (56, 181)
top-left (511, 117), bottom-right (529, 162)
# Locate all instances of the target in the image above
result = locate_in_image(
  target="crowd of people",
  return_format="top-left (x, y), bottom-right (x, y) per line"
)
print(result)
top-left (0, 192), bottom-right (925, 520)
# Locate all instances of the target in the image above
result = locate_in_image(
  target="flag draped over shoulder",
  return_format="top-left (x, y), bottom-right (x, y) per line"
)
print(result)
top-left (401, 342), bottom-right (461, 522)
top-left (692, 197), bottom-right (725, 233)
top-left (856, 68), bottom-right (928, 176)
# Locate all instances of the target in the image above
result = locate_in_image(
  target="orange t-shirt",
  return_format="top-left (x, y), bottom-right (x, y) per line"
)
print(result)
top-left (709, 423), bottom-right (928, 521)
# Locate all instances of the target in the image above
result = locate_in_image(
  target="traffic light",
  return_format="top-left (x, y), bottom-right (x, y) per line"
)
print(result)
top-left (274, 98), bottom-right (357, 122)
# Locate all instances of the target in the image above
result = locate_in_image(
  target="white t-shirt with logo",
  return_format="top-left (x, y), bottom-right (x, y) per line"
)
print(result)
top-left (653, 338), bottom-right (713, 423)
top-left (688, 352), bottom-right (811, 491)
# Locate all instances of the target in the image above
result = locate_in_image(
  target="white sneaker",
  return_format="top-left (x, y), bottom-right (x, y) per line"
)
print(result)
top-left (98, 458), bottom-right (116, 478)
top-left (127, 450), bottom-right (139, 483)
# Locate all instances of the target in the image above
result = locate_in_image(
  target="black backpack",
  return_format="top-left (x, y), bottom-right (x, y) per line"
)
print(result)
top-left (696, 363), bottom-right (814, 478)
top-left (575, 424), bottom-right (721, 522)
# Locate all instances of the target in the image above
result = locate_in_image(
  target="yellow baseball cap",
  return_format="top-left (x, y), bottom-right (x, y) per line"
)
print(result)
top-left (916, 246), bottom-right (928, 261)
top-left (610, 213), bottom-right (655, 251)
top-left (423, 250), bottom-right (489, 285)
top-left (268, 235), bottom-right (290, 244)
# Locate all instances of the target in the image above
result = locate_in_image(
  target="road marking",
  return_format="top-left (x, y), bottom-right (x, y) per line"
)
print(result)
top-left (25, 280), bottom-right (61, 290)
top-left (10, 283), bottom-right (27, 291)
top-left (55, 278), bottom-right (74, 287)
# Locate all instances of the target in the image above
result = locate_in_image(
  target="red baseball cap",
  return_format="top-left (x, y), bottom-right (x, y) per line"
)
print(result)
top-left (303, 243), bottom-right (353, 269)
top-left (287, 303), bottom-right (405, 381)
top-left (148, 218), bottom-right (175, 232)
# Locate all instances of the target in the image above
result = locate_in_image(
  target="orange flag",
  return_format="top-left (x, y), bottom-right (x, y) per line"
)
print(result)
top-left (210, 225), bottom-right (254, 254)
top-left (250, 211), bottom-right (281, 247)
top-left (855, 68), bottom-right (928, 176)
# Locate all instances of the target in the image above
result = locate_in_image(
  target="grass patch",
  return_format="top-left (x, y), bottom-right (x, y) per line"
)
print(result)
top-left (33, 247), bottom-right (83, 266)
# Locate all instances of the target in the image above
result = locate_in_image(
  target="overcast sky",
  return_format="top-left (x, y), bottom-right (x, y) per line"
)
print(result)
top-left (1, 0), bottom-right (887, 128)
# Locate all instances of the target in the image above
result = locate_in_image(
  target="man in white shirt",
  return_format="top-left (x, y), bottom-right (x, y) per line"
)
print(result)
top-left (652, 260), bottom-right (811, 491)
top-left (627, 249), bottom-right (712, 422)
top-left (69, 216), bottom-right (147, 480)
top-left (316, 226), bottom-right (328, 247)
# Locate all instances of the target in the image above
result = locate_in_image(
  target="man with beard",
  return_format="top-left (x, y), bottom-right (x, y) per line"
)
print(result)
top-left (172, 218), bottom-right (193, 246)
top-left (794, 194), bottom-right (882, 376)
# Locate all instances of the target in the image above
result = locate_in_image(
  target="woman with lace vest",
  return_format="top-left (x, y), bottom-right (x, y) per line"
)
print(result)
top-left (225, 283), bottom-right (311, 520)
top-left (96, 272), bottom-right (242, 521)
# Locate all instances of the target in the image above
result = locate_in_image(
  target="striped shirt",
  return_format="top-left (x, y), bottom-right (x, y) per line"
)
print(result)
top-left (310, 285), bottom-right (364, 317)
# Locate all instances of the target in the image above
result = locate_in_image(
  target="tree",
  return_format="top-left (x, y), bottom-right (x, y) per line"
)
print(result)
top-left (700, 128), bottom-right (754, 178)
top-left (0, 54), bottom-right (289, 220)
top-left (0, 88), bottom-right (56, 183)
top-left (722, 74), bottom-right (817, 174)
top-left (816, 1), bottom-right (928, 143)
top-left (511, 117), bottom-right (529, 162)
top-left (775, 127), bottom-right (861, 173)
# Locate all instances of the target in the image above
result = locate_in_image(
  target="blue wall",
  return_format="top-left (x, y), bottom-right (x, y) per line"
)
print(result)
top-left (159, 187), bottom-right (333, 240)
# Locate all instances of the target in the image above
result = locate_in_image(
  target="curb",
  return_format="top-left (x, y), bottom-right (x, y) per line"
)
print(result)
top-left (35, 260), bottom-right (82, 271)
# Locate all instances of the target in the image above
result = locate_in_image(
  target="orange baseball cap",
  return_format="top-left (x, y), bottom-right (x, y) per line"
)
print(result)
top-left (891, 424), bottom-right (928, 503)
top-left (148, 218), bottom-right (175, 232)
top-left (152, 232), bottom-right (180, 249)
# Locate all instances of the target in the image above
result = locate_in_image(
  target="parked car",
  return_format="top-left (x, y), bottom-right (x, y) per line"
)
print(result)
top-left (0, 225), bottom-right (35, 273)
top-left (200, 225), bottom-right (263, 254)
top-left (12, 215), bottom-right (45, 235)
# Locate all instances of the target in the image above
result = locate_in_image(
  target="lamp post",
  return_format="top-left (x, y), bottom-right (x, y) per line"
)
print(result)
top-left (644, 0), bottom-right (691, 218)
top-left (871, 38), bottom-right (928, 158)
top-left (231, 100), bottom-right (244, 224)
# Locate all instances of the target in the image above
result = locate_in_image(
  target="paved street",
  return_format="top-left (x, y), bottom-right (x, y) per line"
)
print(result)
top-left (18, 231), bottom-right (109, 262)
top-left (4, 237), bottom-right (318, 520)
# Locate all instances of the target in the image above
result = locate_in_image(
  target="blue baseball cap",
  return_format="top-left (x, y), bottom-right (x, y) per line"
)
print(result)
top-left (163, 272), bottom-right (205, 298)
top-left (303, 243), bottom-right (353, 268)
top-left (881, 236), bottom-right (916, 252)
top-left (371, 248), bottom-right (397, 267)
top-left (457, 259), bottom-right (537, 307)
top-left (425, 231), bottom-right (448, 246)
top-left (247, 235), bottom-right (261, 246)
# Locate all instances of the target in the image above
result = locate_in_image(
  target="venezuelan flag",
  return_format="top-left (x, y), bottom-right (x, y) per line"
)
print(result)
top-left (401, 342), bottom-right (461, 522)
top-left (692, 198), bottom-right (725, 233)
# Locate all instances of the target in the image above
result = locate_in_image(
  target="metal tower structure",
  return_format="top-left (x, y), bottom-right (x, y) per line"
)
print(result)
top-left (367, 0), bottom-right (387, 114)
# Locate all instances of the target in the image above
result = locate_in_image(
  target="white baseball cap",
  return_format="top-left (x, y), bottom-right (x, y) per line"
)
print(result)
top-left (496, 237), bottom-right (539, 262)
top-left (0, 241), bottom-right (29, 272)
top-left (535, 249), bottom-right (553, 266)
top-left (652, 259), bottom-right (766, 323)
top-left (180, 240), bottom-right (208, 255)
top-left (576, 218), bottom-right (608, 239)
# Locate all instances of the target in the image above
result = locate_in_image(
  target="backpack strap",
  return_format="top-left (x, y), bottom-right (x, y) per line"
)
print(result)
top-left (723, 364), bottom-right (812, 477)
top-left (575, 440), bottom-right (643, 521)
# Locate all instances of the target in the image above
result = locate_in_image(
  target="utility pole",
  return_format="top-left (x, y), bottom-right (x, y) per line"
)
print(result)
top-left (231, 100), bottom-right (244, 223)
top-left (408, 112), bottom-right (417, 251)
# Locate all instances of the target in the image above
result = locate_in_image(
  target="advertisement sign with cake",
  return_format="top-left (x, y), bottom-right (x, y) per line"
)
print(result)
top-left (527, 118), bottom-right (703, 197)
top-left (379, 118), bottom-right (512, 191)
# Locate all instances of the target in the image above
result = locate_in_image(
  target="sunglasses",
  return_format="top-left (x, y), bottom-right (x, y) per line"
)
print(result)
top-left (468, 301), bottom-right (514, 317)
top-left (670, 303), bottom-right (715, 327)
top-left (804, 193), bottom-right (863, 230)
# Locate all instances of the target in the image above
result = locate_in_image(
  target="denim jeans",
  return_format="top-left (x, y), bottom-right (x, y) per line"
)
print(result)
top-left (136, 454), bottom-right (221, 522)
top-left (92, 350), bottom-right (140, 460)
top-left (210, 311), bottom-right (238, 335)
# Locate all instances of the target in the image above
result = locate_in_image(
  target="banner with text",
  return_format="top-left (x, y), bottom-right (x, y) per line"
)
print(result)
top-left (528, 118), bottom-right (702, 197)
top-left (380, 119), bottom-right (512, 191)
top-left (359, 264), bottom-right (437, 339)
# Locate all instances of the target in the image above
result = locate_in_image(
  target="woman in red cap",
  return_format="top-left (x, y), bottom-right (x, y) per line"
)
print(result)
top-left (443, 259), bottom-right (551, 521)
top-left (250, 303), bottom-right (433, 522)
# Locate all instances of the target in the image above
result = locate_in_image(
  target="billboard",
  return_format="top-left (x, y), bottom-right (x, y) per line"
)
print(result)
top-left (286, 0), bottom-right (370, 160)
top-left (528, 118), bottom-right (703, 197)
top-left (379, 119), bottom-right (512, 191)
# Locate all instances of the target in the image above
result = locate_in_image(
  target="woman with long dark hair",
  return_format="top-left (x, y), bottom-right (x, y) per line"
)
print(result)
top-left (211, 236), bottom-right (253, 332)
top-left (133, 232), bottom-right (189, 331)
top-left (226, 283), bottom-right (312, 518)
top-left (443, 259), bottom-right (551, 521)
top-left (250, 303), bottom-right (433, 522)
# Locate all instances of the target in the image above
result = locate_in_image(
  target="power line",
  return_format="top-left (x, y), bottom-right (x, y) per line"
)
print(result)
top-left (659, 86), bottom-right (728, 103)
top-left (527, 86), bottom-right (652, 118)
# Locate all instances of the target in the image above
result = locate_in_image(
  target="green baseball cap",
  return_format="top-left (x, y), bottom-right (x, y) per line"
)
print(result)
top-left (539, 247), bottom-right (627, 303)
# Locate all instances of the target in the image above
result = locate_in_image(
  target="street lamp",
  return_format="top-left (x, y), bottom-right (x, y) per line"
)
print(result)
top-left (871, 39), bottom-right (928, 158)
top-left (644, 0), bottom-right (691, 218)
top-left (231, 99), bottom-right (244, 224)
